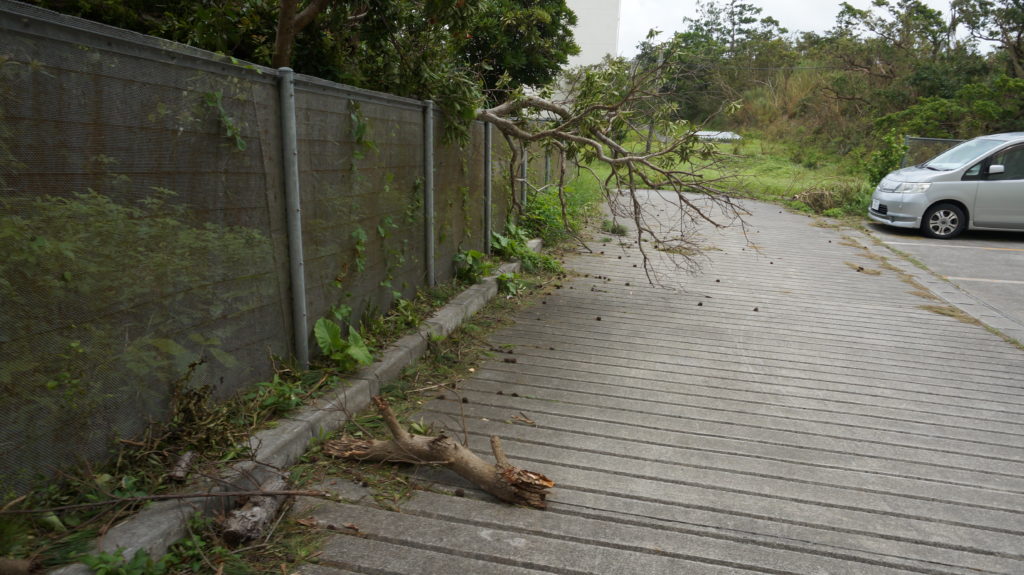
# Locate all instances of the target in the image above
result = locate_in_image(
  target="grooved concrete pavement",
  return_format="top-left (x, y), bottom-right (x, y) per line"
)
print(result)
top-left (294, 193), bottom-right (1024, 575)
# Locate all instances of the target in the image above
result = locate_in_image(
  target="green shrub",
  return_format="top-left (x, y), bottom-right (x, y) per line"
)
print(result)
top-left (453, 249), bottom-right (494, 284)
top-left (519, 177), bottom-right (602, 246)
top-left (312, 318), bottom-right (373, 371)
top-left (491, 225), bottom-right (562, 274)
top-left (600, 219), bottom-right (628, 236)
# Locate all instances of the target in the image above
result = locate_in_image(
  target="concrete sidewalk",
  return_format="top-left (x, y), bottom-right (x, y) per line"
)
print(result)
top-left (293, 193), bottom-right (1024, 575)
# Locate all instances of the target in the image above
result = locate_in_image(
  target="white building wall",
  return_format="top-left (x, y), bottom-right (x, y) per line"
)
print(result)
top-left (565, 0), bottom-right (621, 67)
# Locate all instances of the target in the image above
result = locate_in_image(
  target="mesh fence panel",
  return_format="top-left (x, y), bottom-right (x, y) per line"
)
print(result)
top-left (490, 136), bottom-right (515, 235)
top-left (0, 4), bottom-right (291, 494)
top-left (434, 121), bottom-right (488, 279)
top-left (294, 79), bottom-right (428, 327)
top-left (0, 2), bottom-right (518, 496)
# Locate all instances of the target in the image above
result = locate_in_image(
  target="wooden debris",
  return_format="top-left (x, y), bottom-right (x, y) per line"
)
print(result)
top-left (324, 396), bottom-right (554, 509)
top-left (168, 450), bottom-right (197, 482)
top-left (222, 474), bottom-right (290, 546)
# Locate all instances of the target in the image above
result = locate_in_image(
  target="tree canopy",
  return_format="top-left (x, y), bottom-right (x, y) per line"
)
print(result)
top-left (32, 0), bottom-right (579, 136)
top-left (630, 0), bottom-right (1020, 180)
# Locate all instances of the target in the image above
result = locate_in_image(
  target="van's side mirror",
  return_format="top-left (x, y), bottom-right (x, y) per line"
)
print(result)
top-left (988, 164), bottom-right (1006, 175)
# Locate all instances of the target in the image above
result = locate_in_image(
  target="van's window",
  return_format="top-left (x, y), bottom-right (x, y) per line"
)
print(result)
top-left (987, 146), bottom-right (1024, 181)
top-left (925, 138), bottom-right (1006, 171)
top-left (963, 163), bottom-right (983, 180)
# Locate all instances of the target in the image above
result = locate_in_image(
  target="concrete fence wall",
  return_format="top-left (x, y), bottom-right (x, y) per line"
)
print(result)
top-left (0, 0), bottom-right (553, 495)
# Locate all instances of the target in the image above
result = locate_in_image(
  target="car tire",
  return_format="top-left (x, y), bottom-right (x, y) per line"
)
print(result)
top-left (921, 203), bottom-right (967, 239)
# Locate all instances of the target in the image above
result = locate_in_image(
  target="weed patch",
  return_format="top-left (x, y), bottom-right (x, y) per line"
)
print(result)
top-left (600, 219), bottom-right (628, 236)
top-left (919, 304), bottom-right (981, 324)
top-left (519, 172), bottom-right (604, 246)
top-left (845, 261), bottom-right (882, 275)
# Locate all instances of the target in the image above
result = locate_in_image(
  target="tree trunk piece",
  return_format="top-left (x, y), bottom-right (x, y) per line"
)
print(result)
top-left (323, 396), bottom-right (553, 509)
top-left (168, 450), bottom-right (196, 482)
top-left (222, 475), bottom-right (289, 545)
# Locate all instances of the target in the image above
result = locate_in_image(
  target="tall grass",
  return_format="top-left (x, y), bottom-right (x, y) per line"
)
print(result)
top-left (519, 163), bottom-right (606, 246)
top-left (692, 137), bottom-right (872, 217)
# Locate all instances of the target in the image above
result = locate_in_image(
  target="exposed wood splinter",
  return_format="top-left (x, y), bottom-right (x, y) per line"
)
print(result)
top-left (324, 396), bottom-right (554, 509)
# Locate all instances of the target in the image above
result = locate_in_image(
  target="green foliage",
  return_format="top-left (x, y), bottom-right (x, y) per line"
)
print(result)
top-left (953, 0), bottom-right (1024, 78)
top-left (453, 249), bottom-right (495, 284)
top-left (34, 1), bottom-right (579, 143)
top-left (865, 131), bottom-right (910, 185)
top-left (242, 374), bottom-right (306, 420)
top-left (491, 225), bottom-right (562, 274)
top-left (349, 102), bottom-right (377, 159)
top-left (874, 75), bottom-right (1024, 140)
top-left (313, 318), bottom-right (373, 372)
top-left (600, 219), bottom-right (628, 236)
top-left (0, 187), bottom-right (268, 493)
top-left (462, 0), bottom-right (580, 103)
top-left (165, 514), bottom-right (252, 574)
top-left (490, 224), bottom-right (528, 258)
top-left (203, 90), bottom-right (246, 151)
top-left (0, 515), bottom-right (31, 555)
top-left (79, 549), bottom-right (167, 575)
top-left (351, 227), bottom-right (368, 273)
top-left (519, 179), bottom-right (602, 247)
top-left (697, 137), bottom-right (869, 215)
top-left (496, 272), bottom-right (525, 296)
top-left (640, 0), bottom-right (794, 125)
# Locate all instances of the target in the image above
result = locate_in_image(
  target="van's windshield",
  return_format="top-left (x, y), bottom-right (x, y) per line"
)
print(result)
top-left (924, 138), bottom-right (1005, 171)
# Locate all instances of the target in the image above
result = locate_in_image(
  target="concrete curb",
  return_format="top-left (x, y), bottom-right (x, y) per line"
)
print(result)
top-left (52, 251), bottom-right (536, 573)
top-left (856, 229), bottom-right (1024, 343)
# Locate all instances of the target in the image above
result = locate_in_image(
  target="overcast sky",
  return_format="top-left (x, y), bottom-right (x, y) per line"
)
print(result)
top-left (617, 0), bottom-right (954, 57)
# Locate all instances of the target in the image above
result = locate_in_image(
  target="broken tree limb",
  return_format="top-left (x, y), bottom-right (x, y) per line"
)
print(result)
top-left (324, 396), bottom-right (554, 509)
top-left (168, 450), bottom-right (197, 482)
top-left (222, 474), bottom-right (290, 546)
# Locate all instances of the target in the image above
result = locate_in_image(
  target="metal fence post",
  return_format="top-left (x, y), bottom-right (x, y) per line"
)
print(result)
top-left (424, 100), bottom-right (436, 286)
top-left (279, 67), bottom-right (308, 368)
top-left (484, 122), bottom-right (493, 254)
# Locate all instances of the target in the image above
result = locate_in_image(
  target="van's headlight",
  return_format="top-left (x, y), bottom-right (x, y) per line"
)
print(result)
top-left (895, 182), bottom-right (931, 194)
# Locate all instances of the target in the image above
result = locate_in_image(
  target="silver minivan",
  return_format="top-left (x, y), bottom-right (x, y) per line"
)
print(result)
top-left (868, 132), bottom-right (1024, 238)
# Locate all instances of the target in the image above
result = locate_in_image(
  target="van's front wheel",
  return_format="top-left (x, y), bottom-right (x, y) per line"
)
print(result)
top-left (922, 203), bottom-right (966, 239)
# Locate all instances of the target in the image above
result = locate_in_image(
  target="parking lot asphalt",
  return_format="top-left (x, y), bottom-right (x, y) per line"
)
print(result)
top-left (292, 194), bottom-right (1024, 575)
top-left (865, 222), bottom-right (1024, 342)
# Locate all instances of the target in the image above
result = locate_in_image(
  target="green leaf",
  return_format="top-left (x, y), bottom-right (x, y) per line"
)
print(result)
top-left (345, 327), bottom-right (373, 365)
top-left (313, 318), bottom-right (344, 355)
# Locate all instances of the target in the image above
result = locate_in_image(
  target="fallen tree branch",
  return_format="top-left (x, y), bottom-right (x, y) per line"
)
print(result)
top-left (168, 450), bottom-right (197, 482)
top-left (223, 474), bottom-right (290, 546)
top-left (323, 396), bottom-right (554, 509)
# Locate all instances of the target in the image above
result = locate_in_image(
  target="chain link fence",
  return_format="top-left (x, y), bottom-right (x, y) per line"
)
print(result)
top-left (0, 1), bottom-right (547, 495)
top-left (902, 136), bottom-right (966, 167)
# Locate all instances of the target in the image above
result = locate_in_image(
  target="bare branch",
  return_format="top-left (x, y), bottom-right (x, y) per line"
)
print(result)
top-left (475, 55), bottom-right (747, 285)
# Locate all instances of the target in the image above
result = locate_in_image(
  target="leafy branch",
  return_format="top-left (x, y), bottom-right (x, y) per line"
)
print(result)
top-left (477, 56), bottom-right (748, 283)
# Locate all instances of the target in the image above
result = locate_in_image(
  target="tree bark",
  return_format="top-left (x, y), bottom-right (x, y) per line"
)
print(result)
top-left (168, 450), bottom-right (196, 482)
top-left (272, 0), bottom-right (333, 68)
top-left (324, 396), bottom-right (554, 509)
top-left (222, 475), bottom-right (290, 545)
